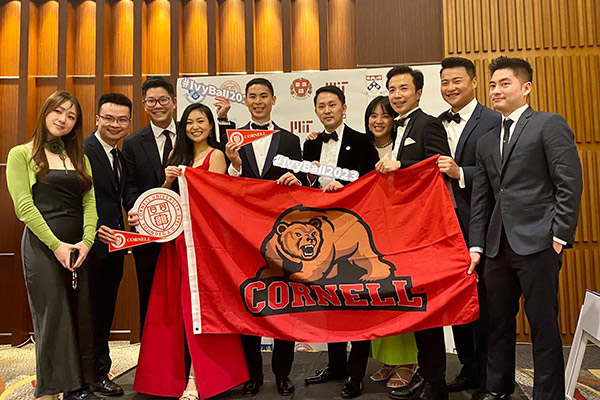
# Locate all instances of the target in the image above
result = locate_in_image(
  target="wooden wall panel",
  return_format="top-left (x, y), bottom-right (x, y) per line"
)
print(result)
top-left (36, 1), bottom-right (59, 76)
top-left (327, 0), bottom-right (356, 69)
top-left (0, 1), bottom-right (20, 77)
top-left (255, 0), bottom-right (283, 72)
top-left (291, 0), bottom-right (319, 70)
top-left (444, 0), bottom-right (600, 343)
top-left (109, 0), bottom-right (133, 76)
top-left (182, 0), bottom-right (209, 75)
top-left (218, 0), bottom-right (246, 72)
top-left (73, 1), bottom-right (96, 76)
top-left (145, 0), bottom-right (170, 75)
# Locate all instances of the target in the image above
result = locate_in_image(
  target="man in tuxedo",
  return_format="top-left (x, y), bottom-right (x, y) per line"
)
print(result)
top-left (223, 77), bottom-right (302, 397)
top-left (379, 65), bottom-right (451, 400)
top-left (122, 77), bottom-right (177, 333)
top-left (468, 57), bottom-right (582, 400)
top-left (303, 85), bottom-right (379, 399)
top-left (84, 93), bottom-right (133, 397)
top-left (437, 57), bottom-right (501, 400)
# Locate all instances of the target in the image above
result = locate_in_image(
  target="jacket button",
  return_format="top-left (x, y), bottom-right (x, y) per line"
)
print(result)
top-left (500, 188), bottom-right (505, 192)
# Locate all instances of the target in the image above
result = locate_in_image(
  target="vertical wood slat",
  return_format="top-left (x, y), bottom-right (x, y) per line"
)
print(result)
top-left (182, 0), bottom-right (209, 75)
top-left (255, 0), bottom-right (283, 72)
top-left (170, 0), bottom-right (180, 84)
top-left (218, 0), bottom-right (246, 73)
top-left (327, 0), bottom-right (356, 69)
top-left (95, 0), bottom-right (105, 103)
top-left (57, 0), bottom-right (68, 90)
top-left (207, 0), bottom-right (217, 75)
top-left (244, 0), bottom-right (254, 74)
top-left (291, 0), bottom-right (320, 71)
top-left (281, 0), bottom-right (292, 72)
top-left (318, 0), bottom-right (327, 70)
top-left (133, 0), bottom-right (143, 134)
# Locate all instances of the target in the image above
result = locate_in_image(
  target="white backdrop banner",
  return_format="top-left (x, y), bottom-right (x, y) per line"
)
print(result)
top-left (176, 65), bottom-right (447, 142)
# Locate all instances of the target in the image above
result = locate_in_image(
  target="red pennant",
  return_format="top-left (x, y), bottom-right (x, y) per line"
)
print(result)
top-left (109, 230), bottom-right (162, 252)
top-left (226, 129), bottom-right (279, 146)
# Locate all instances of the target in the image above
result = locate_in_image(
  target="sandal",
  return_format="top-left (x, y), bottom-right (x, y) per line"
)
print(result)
top-left (370, 364), bottom-right (397, 382)
top-left (387, 364), bottom-right (418, 388)
top-left (179, 390), bottom-right (199, 400)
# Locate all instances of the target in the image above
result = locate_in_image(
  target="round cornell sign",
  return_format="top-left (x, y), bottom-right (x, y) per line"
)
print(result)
top-left (133, 188), bottom-right (184, 242)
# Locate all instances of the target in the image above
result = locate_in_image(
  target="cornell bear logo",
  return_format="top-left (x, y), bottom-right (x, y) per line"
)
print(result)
top-left (257, 205), bottom-right (394, 283)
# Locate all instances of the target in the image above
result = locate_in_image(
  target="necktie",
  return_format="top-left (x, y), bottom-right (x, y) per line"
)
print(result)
top-left (443, 111), bottom-right (461, 124)
top-left (395, 116), bottom-right (409, 128)
top-left (110, 148), bottom-right (121, 187)
top-left (320, 131), bottom-right (339, 143)
top-left (162, 130), bottom-right (172, 168)
top-left (501, 119), bottom-right (513, 160)
top-left (251, 122), bottom-right (270, 130)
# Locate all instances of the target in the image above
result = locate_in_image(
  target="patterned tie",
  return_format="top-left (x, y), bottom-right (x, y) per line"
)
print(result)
top-left (162, 130), bottom-right (172, 168)
top-left (501, 119), bottom-right (513, 160)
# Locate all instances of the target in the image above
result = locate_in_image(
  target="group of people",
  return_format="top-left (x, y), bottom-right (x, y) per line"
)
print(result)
top-left (6, 55), bottom-right (582, 400)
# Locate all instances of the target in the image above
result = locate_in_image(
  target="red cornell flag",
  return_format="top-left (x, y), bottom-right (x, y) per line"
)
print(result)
top-left (226, 129), bottom-right (279, 147)
top-left (178, 156), bottom-right (478, 342)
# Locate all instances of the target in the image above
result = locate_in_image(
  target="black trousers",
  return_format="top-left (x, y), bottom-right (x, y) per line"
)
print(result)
top-left (451, 258), bottom-right (489, 387)
top-left (241, 335), bottom-right (295, 379)
top-left (91, 251), bottom-right (125, 376)
top-left (328, 341), bottom-right (370, 380)
top-left (484, 234), bottom-right (564, 399)
top-left (414, 327), bottom-right (447, 387)
top-left (132, 242), bottom-right (162, 334)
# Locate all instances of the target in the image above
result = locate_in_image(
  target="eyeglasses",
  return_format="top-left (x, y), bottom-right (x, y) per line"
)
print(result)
top-left (98, 114), bottom-right (131, 125)
top-left (143, 97), bottom-right (172, 107)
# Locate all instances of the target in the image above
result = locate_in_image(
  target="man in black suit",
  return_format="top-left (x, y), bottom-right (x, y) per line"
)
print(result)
top-left (122, 77), bottom-right (177, 333)
top-left (303, 85), bottom-right (379, 399)
top-left (379, 66), bottom-right (451, 400)
top-left (468, 57), bottom-right (582, 400)
top-left (437, 57), bottom-right (501, 400)
top-left (84, 93), bottom-right (133, 397)
top-left (223, 78), bottom-right (302, 397)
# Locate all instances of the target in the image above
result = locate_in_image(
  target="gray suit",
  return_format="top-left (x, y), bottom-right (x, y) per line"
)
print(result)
top-left (469, 106), bottom-right (582, 399)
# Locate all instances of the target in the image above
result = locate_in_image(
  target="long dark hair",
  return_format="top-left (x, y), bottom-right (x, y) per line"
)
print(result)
top-left (364, 96), bottom-right (398, 145)
top-left (31, 91), bottom-right (93, 191)
top-left (167, 103), bottom-right (219, 167)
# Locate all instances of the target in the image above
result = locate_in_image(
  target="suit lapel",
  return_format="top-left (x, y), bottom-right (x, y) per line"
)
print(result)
top-left (396, 109), bottom-right (420, 161)
top-left (455, 103), bottom-right (482, 162)
top-left (239, 123), bottom-right (260, 178)
top-left (140, 127), bottom-right (163, 182)
top-left (89, 134), bottom-right (119, 191)
top-left (501, 107), bottom-right (533, 172)
top-left (491, 126), bottom-right (502, 173)
top-left (336, 126), bottom-right (353, 168)
top-left (261, 124), bottom-right (282, 178)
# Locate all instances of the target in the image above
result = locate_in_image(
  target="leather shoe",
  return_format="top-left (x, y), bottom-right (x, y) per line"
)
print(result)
top-left (480, 393), bottom-right (510, 400)
top-left (275, 376), bottom-right (295, 396)
top-left (470, 388), bottom-right (487, 400)
top-left (242, 376), bottom-right (263, 397)
top-left (64, 388), bottom-right (103, 400)
top-left (341, 378), bottom-right (363, 399)
top-left (305, 367), bottom-right (347, 385)
top-left (446, 373), bottom-right (478, 392)
top-left (91, 374), bottom-right (124, 396)
top-left (389, 373), bottom-right (448, 400)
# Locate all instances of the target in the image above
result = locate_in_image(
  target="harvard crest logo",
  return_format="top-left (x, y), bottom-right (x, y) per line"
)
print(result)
top-left (240, 205), bottom-right (427, 316)
top-left (290, 78), bottom-right (312, 100)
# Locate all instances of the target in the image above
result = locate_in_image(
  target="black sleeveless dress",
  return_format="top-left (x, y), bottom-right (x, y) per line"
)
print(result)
top-left (22, 170), bottom-right (97, 396)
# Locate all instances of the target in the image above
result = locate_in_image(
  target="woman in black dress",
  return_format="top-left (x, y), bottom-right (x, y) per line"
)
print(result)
top-left (6, 91), bottom-right (99, 400)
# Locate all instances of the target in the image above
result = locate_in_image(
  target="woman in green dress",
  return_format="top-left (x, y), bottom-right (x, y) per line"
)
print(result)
top-left (6, 91), bottom-right (98, 400)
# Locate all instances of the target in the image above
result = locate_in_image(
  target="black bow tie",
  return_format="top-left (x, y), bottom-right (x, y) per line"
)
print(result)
top-left (443, 111), bottom-right (461, 124)
top-left (319, 131), bottom-right (339, 143)
top-left (251, 122), bottom-right (269, 130)
top-left (395, 117), bottom-right (409, 128)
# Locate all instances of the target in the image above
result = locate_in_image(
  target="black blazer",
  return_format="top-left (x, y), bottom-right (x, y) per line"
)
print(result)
top-left (122, 125), bottom-right (166, 211)
top-left (469, 107), bottom-right (583, 257)
top-left (84, 133), bottom-right (126, 259)
top-left (223, 121), bottom-right (305, 182)
top-left (303, 124), bottom-right (379, 186)
top-left (396, 108), bottom-right (451, 168)
top-left (438, 103), bottom-right (501, 238)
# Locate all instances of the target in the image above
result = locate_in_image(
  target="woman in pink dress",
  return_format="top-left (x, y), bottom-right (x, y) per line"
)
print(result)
top-left (133, 103), bottom-right (248, 399)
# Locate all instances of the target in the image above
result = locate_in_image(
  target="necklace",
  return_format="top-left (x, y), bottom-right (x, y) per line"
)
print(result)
top-left (375, 139), bottom-right (393, 149)
top-left (47, 138), bottom-right (68, 174)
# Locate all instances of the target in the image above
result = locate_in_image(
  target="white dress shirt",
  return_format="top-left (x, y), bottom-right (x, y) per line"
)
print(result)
top-left (94, 131), bottom-right (117, 168)
top-left (442, 98), bottom-right (478, 189)
top-left (317, 122), bottom-right (345, 188)
top-left (499, 103), bottom-right (528, 158)
top-left (391, 107), bottom-right (419, 161)
top-left (150, 120), bottom-right (177, 163)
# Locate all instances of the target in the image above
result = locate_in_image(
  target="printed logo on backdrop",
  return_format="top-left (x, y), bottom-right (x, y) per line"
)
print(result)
top-left (290, 120), bottom-right (314, 135)
top-left (362, 74), bottom-right (387, 97)
top-left (325, 81), bottom-right (349, 93)
top-left (290, 78), bottom-right (313, 100)
top-left (180, 77), bottom-right (246, 105)
top-left (240, 205), bottom-right (428, 316)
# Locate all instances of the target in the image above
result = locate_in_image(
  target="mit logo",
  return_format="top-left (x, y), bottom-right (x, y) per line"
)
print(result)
top-left (290, 120), bottom-right (314, 134)
top-left (325, 81), bottom-right (349, 93)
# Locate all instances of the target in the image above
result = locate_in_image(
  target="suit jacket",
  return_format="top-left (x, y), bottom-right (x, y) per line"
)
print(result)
top-left (225, 122), bottom-right (305, 182)
top-left (303, 124), bottom-right (379, 186)
top-left (84, 133), bottom-right (126, 259)
top-left (396, 108), bottom-right (451, 168)
top-left (438, 103), bottom-right (501, 238)
top-left (469, 107), bottom-right (583, 257)
top-left (122, 125), bottom-right (165, 211)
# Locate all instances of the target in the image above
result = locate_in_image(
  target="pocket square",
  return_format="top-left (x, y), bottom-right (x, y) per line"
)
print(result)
top-left (405, 137), bottom-right (416, 146)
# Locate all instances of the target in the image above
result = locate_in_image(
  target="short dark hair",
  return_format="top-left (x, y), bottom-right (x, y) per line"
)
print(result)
top-left (313, 85), bottom-right (346, 106)
top-left (97, 93), bottom-right (132, 114)
top-left (167, 103), bottom-right (218, 167)
top-left (364, 95), bottom-right (398, 145)
top-left (142, 76), bottom-right (175, 98)
top-left (440, 57), bottom-right (476, 78)
top-left (245, 78), bottom-right (275, 96)
top-left (489, 56), bottom-right (533, 84)
top-left (386, 65), bottom-right (424, 91)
